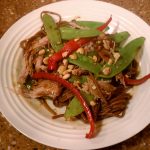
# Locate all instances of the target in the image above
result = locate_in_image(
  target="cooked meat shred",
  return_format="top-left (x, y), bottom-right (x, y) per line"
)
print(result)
top-left (53, 89), bottom-right (73, 107)
top-left (99, 92), bottom-right (132, 119)
top-left (17, 19), bottom-right (138, 125)
top-left (20, 80), bottom-right (62, 99)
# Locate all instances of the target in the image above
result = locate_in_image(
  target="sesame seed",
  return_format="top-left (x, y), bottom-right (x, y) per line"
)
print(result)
top-left (74, 38), bottom-right (79, 41)
top-left (62, 73), bottom-right (71, 80)
top-left (90, 101), bottom-right (96, 106)
top-left (63, 59), bottom-right (68, 66)
top-left (92, 85), bottom-right (96, 90)
top-left (69, 53), bottom-right (77, 59)
top-left (108, 58), bottom-right (113, 65)
top-left (57, 65), bottom-right (66, 75)
top-left (102, 67), bottom-right (111, 75)
top-left (38, 49), bottom-right (45, 55)
top-left (43, 57), bottom-right (49, 65)
top-left (92, 55), bottom-right (97, 62)
top-left (68, 64), bottom-right (74, 70)
top-left (76, 48), bottom-right (84, 54)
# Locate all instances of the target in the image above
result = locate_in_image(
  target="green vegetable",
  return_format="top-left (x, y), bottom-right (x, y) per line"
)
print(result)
top-left (87, 51), bottom-right (97, 57)
top-left (24, 76), bottom-right (35, 90)
top-left (64, 92), bottom-right (94, 118)
top-left (60, 27), bottom-right (101, 40)
top-left (65, 37), bottom-right (145, 119)
top-left (68, 53), bottom-right (102, 75)
top-left (111, 31), bottom-right (130, 44)
top-left (76, 21), bottom-right (108, 29)
top-left (99, 37), bottom-right (145, 78)
top-left (42, 14), bottom-right (63, 51)
top-left (59, 21), bottom-right (110, 40)
top-left (68, 32), bottom-right (131, 75)
top-left (68, 35), bottom-right (143, 79)
top-left (69, 75), bottom-right (87, 84)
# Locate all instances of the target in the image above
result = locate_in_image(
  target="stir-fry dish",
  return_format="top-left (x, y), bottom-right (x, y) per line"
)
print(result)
top-left (18, 11), bottom-right (150, 138)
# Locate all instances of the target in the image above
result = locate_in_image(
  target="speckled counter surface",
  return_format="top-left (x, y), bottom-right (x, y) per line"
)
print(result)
top-left (0, 0), bottom-right (150, 150)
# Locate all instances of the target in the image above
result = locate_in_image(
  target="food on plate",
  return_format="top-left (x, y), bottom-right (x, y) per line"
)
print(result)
top-left (17, 11), bottom-right (150, 138)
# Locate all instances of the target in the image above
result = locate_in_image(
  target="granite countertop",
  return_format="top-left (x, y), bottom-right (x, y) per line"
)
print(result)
top-left (0, 0), bottom-right (150, 150)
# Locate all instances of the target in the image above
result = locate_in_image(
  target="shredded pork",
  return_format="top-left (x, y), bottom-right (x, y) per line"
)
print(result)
top-left (20, 80), bottom-right (62, 99)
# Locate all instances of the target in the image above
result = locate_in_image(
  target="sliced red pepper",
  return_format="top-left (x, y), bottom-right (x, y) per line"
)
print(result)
top-left (97, 16), bottom-right (112, 31)
top-left (48, 16), bottom-right (112, 71)
top-left (32, 72), bottom-right (95, 138)
top-left (124, 73), bottom-right (150, 85)
top-left (48, 38), bottom-right (92, 70)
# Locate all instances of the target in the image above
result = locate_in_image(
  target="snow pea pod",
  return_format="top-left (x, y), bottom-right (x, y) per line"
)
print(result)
top-left (76, 21), bottom-right (108, 29)
top-left (68, 32), bottom-right (130, 75)
top-left (42, 14), bottom-right (63, 52)
top-left (68, 53), bottom-right (102, 74)
top-left (99, 37), bottom-right (145, 78)
top-left (60, 27), bottom-right (101, 40)
top-left (65, 37), bottom-right (145, 118)
top-left (111, 31), bottom-right (130, 44)
top-left (65, 92), bottom-right (94, 118)
top-left (59, 21), bottom-right (110, 40)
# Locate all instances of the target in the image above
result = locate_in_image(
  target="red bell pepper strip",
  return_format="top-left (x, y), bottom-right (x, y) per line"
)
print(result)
top-left (124, 73), bottom-right (150, 85)
top-left (48, 16), bottom-right (112, 71)
top-left (97, 15), bottom-right (112, 31)
top-left (32, 72), bottom-right (95, 138)
top-left (48, 38), bottom-right (92, 70)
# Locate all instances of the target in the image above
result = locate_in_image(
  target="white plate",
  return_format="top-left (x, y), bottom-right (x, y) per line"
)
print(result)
top-left (0, 0), bottom-right (150, 149)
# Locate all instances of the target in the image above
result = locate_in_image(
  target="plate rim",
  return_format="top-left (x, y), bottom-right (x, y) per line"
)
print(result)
top-left (0, 0), bottom-right (150, 149)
